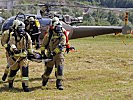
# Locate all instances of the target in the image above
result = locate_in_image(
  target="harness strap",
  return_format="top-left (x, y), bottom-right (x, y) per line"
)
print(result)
top-left (11, 56), bottom-right (26, 63)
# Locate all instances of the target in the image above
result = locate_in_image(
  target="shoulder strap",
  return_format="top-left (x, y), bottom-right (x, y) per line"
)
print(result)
top-left (6, 29), bottom-right (12, 43)
top-left (45, 29), bottom-right (53, 49)
top-left (24, 33), bottom-right (29, 49)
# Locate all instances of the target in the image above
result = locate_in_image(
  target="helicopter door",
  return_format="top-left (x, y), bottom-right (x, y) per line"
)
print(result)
top-left (64, 15), bottom-right (71, 24)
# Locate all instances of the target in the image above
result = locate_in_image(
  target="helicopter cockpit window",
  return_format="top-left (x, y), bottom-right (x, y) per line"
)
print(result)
top-left (64, 15), bottom-right (71, 24)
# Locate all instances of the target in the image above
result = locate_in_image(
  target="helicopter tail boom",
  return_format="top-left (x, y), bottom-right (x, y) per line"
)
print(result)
top-left (69, 26), bottom-right (131, 39)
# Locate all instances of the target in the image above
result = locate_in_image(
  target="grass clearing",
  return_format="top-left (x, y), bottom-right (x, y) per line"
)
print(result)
top-left (0, 35), bottom-right (133, 99)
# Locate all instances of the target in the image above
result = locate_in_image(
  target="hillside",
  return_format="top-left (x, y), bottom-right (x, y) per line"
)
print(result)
top-left (17, 0), bottom-right (133, 26)
top-left (15, 0), bottom-right (133, 8)
top-left (1, 0), bottom-right (133, 26)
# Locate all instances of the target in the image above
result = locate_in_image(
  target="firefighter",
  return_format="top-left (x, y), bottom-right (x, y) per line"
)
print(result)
top-left (50, 17), bottom-right (73, 53)
top-left (1, 20), bottom-right (33, 92)
top-left (1, 20), bottom-right (25, 81)
top-left (26, 17), bottom-right (41, 49)
top-left (48, 17), bottom-right (75, 79)
top-left (41, 22), bottom-right (66, 90)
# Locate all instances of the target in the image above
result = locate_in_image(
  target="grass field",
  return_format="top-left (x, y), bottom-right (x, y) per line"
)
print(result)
top-left (0, 35), bottom-right (133, 100)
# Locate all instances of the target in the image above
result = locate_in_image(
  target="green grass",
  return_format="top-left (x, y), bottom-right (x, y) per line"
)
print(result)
top-left (1, 35), bottom-right (133, 100)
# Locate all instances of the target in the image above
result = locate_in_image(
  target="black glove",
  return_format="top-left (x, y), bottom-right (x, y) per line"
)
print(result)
top-left (48, 52), bottom-right (56, 59)
top-left (70, 46), bottom-right (75, 50)
top-left (13, 48), bottom-right (20, 54)
top-left (5, 44), bottom-right (10, 51)
top-left (51, 52), bottom-right (56, 56)
top-left (66, 46), bottom-right (75, 53)
top-left (42, 54), bottom-right (47, 59)
top-left (41, 51), bottom-right (47, 59)
top-left (27, 53), bottom-right (34, 60)
top-left (66, 48), bottom-right (70, 54)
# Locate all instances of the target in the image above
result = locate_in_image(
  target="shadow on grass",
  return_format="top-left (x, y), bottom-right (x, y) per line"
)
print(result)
top-left (0, 84), bottom-right (22, 92)
top-left (0, 76), bottom-right (86, 92)
top-left (0, 83), bottom-right (41, 92)
top-left (0, 77), bottom-right (42, 84)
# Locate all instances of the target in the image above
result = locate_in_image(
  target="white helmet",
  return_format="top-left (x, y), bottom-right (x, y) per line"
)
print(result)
top-left (12, 19), bottom-right (25, 29)
top-left (53, 21), bottom-right (62, 28)
top-left (29, 17), bottom-right (35, 21)
top-left (52, 17), bottom-right (59, 22)
top-left (53, 22), bottom-right (63, 34)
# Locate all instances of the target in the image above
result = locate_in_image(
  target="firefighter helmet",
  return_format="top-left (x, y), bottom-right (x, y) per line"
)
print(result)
top-left (29, 17), bottom-right (35, 22)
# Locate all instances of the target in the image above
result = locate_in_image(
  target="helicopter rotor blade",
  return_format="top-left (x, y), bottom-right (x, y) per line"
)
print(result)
top-left (13, 3), bottom-right (133, 12)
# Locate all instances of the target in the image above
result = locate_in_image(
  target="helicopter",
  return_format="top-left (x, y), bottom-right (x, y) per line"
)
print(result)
top-left (1, 3), bottom-right (132, 40)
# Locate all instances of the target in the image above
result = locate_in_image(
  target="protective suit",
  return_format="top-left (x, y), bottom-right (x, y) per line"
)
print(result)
top-left (1, 20), bottom-right (26, 81)
top-left (51, 17), bottom-right (74, 53)
top-left (41, 22), bottom-right (66, 90)
top-left (1, 20), bottom-right (33, 92)
top-left (25, 17), bottom-right (41, 49)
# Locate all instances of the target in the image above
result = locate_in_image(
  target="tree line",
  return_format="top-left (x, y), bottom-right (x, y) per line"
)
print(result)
top-left (87, 0), bottom-right (133, 8)
top-left (1, 0), bottom-right (133, 27)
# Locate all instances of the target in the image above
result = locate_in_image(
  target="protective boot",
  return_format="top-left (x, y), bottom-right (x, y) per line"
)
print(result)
top-left (22, 66), bottom-right (29, 92)
top-left (2, 73), bottom-right (7, 81)
top-left (8, 68), bottom-right (19, 88)
top-left (36, 43), bottom-right (40, 49)
top-left (2, 65), bottom-right (10, 81)
top-left (22, 83), bottom-right (29, 92)
top-left (42, 67), bottom-right (53, 88)
top-left (9, 80), bottom-right (14, 89)
top-left (41, 77), bottom-right (49, 90)
top-left (55, 67), bottom-right (57, 78)
top-left (42, 78), bottom-right (49, 86)
top-left (56, 79), bottom-right (63, 90)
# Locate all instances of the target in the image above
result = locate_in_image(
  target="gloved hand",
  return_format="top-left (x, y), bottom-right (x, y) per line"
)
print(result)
top-left (27, 52), bottom-right (42, 60)
top-left (48, 52), bottom-right (56, 59)
top-left (41, 51), bottom-right (47, 59)
top-left (13, 48), bottom-right (20, 54)
top-left (66, 46), bottom-right (75, 53)
top-left (66, 48), bottom-right (70, 54)
top-left (70, 46), bottom-right (75, 50)
top-left (27, 54), bottom-right (34, 60)
top-left (5, 44), bottom-right (11, 51)
top-left (42, 54), bottom-right (47, 59)
top-left (51, 52), bottom-right (56, 56)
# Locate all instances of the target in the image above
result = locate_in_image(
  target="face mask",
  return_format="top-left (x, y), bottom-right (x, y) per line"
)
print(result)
top-left (24, 20), bottom-right (29, 25)
top-left (30, 21), bottom-right (34, 25)
top-left (54, 25), bottom-right (62, 33)
top-left (17, 28), bottom-right (25, 38)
